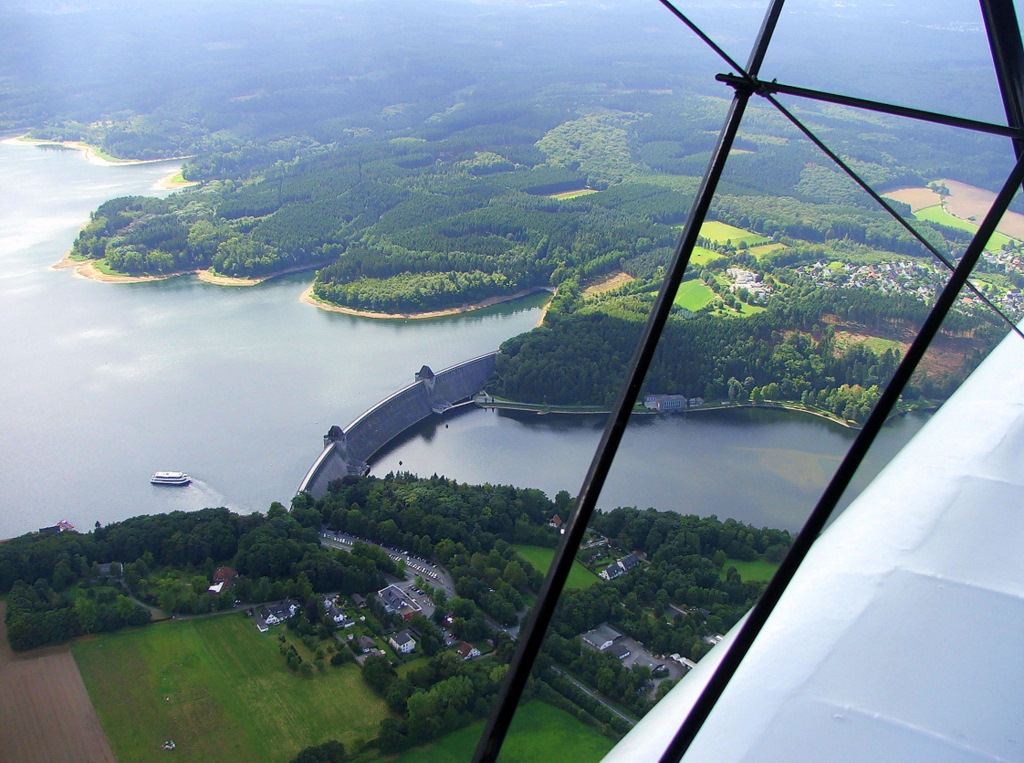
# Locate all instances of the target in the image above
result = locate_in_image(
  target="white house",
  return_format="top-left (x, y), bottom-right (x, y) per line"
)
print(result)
top-left (389, 629), bottom-right (416, 654)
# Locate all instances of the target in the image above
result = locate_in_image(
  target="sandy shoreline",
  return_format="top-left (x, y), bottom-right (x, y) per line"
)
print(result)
top-left (52, 255), bottom-right (336, 286)
top-left (3, 133), bottom-right (194, 191)
top-left (300, 284), bottom-right (553, 320)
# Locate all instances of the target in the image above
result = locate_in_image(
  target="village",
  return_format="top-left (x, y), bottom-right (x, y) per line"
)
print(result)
top-left (213, 527), bottom-right (698, 707)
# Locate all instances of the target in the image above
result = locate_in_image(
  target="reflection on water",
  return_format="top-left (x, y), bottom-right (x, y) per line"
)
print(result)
top-left (371, 407), bottom-right (929, 531)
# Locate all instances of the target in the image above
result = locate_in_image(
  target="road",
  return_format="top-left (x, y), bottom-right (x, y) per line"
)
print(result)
top-left (552, 666), bottom-right (637, 726)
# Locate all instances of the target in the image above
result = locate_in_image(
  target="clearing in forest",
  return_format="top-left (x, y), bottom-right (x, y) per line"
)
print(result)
top-left (699, 221), bottom-right (770, 247)
top-left (513, 544), bottom-right (600, 589)
top-left (548, 188), bottom-right (599, 200)
top-left (673, 279), bottom-right (717, 311)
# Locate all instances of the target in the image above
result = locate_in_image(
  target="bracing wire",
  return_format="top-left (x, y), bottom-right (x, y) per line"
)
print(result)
top-left (475, 2), bottom-right (1024, 760)
top-left (757, 90), bottom-right (1024, 342)
top-left (662, 0), bottom-right (1024, 342)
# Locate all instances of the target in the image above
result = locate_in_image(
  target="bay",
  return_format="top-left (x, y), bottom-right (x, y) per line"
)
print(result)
top-left (0, 140), bottom-right (546, 538)
top-left (0, 140), bottom-right (925, 538)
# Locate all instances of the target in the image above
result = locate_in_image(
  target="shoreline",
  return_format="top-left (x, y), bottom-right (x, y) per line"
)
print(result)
top-left (300, 285), bottom-right (554, 320)
top-left (4, 133), bottom-right (193, 191)
top-left (480, 398), bottom-right (881, 429)
top-left (51, 255), bottom-right (330, 286)
top-left (1, 134), bottom-right (191, 167)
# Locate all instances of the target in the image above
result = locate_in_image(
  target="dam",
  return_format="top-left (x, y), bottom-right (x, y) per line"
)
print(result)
top-left (298, 351), bottom-right (498, 499)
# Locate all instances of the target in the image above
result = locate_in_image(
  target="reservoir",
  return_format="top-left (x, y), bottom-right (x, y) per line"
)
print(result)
top-left (0, 140), bottom-right (925, 537)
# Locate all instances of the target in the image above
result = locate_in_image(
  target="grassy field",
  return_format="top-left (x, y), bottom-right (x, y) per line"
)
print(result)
top-left (700, 221), bottom-right (769, 247)
top-left (673, 279), bottom-right (717, 311)
top-left (73, 613), bottom-right (391, 762)
top-left (513, 545), bottom-right (600, 589)
top-left (834, 331), bottom-right (904, 356)
top-left (748, 242), bottom-right (786, 259)
top-left (393, 701), bottom-right (615, 762)
top-left (548, 188), bottom-right (599, 200)
top-left (689, 245), bottom-right (725, 266)
top-left (720, 558), bottom-right (780, 583)
top-left (914, 204), bottom-right (1011, 252)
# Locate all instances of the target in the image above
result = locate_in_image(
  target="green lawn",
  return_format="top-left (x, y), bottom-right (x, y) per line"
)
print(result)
top-left (699, 221), bottom-right (769, 247)
top-left (393, 701), bottom-right (615, 763)
top-left (720, 558), bottom-right (779, 583)
top-left (513, 545), bottom-right (600, 589)
top-left (73, 613), bottom-right (391, 762)
top-left (673, 279), bottom-right (717, 311)
top-left (914, 204), bottom-right (1012, 252)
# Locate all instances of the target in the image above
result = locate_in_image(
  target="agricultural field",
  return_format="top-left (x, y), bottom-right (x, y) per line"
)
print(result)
top-left (0, 602), bottom-right (114, 763)
top-left (513, 545), bottom-right (600, 589)
top-left (673, 279), bottom-right (717, 311)
top-left (913, 205), bottom-right (1011, 252)
top-left (699, 220), bottom-right (770, 247)
top-left (393, 701), bottom-right (615, 763)
top-left (73, 613), bottom-right (391, 762)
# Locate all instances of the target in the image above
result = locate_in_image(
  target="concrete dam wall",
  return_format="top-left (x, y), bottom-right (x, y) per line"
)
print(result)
top-left (298, 352), bottom-right (498, 499)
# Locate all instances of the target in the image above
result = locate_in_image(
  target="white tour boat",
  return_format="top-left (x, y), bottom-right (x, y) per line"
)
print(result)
top-left (150, 471), bottom-right (191, 486)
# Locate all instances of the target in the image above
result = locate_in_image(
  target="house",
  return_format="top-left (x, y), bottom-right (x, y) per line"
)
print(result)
top-left (601, 562), bottom-right (624, 581)
top-left (582, 623), bottom-right (624, 651)
top-left (548, 514), bottom-right (563, 529)
top-left (457, 641), bottom-right (481, 660)
top-left (258, 599), bottom-right (299, 627)
top-left (389, 629), bottom-right (416, 654)
top-left (254, 610), bottom-right (270, 633)
top-left (324, 598), bottom-right (355, 628)
top-left (600, 552), bottom-right (643, 580)
top-left (357, 636), bottom-right (377, 654)
top-left (607, 643), bottom-right (631, 660)
top-left (643, 394), bottom-right (687, 412)
top-left (619, 553), bottom-right (641, 572)
top-left (377, 584), bottom-right (422, 620)
top-left (208, 566), bottom-right (236, 594)
top-left (352, 593), bottom-right (367, 609)
top-left (212, 566), bottom-right (236, 588)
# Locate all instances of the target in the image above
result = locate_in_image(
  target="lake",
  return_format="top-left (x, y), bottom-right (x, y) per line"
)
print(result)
top-left (0, 140), bottom-right (925, 537)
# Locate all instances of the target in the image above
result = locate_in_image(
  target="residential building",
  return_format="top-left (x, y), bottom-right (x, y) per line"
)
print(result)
top-left (389, 630), bottom-right (416, 654)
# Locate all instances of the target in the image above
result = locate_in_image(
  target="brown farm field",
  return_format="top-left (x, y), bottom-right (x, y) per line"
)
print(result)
top-left (940, 178), bottom-right (1024, 239)
top-left (0, 601), bottom-right (115, 763)
top-left (886, 180), bottom-right (1024, 239)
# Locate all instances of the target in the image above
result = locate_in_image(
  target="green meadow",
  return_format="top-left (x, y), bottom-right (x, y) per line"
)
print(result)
top-left (914, 204), bottom-right (1012, 252)
top-left (673, 279), bottom-right (717, 311)
top-left (73, 613), bottom-right (391, 762)
top-left (393, 701), bottom-right (615, 763)
top-left (513, 545), bottom-right (601, 589)
top-left (700, 220), bottom-right (770, 247)
top-left (719, 557), bottom-right (780, 583)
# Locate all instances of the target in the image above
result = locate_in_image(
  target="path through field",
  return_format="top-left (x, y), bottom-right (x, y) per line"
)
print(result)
top-left (0, 602), bottom-right (115, 763)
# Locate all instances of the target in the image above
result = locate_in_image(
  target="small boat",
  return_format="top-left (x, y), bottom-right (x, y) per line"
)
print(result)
top-left (150, 471), bottom-right (191, 486)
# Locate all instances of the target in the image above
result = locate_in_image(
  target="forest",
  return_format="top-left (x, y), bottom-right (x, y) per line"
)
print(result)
top-left (14, 0), bottom-right (1011, 423)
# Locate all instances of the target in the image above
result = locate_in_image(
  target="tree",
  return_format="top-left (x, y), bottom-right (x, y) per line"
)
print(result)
top-left (290, 740), bottom-right (347, 763)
